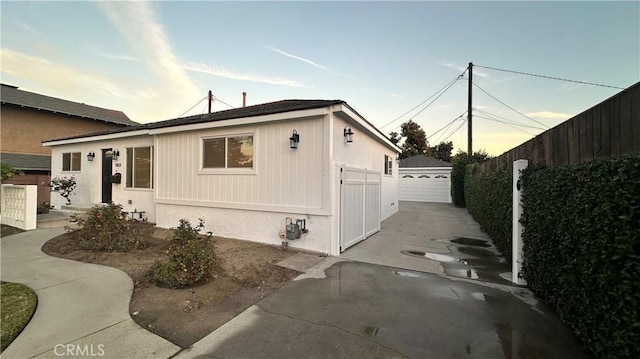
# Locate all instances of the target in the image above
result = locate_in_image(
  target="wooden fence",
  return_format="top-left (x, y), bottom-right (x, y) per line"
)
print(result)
top-left (478, 81), bottom-right (640, 173)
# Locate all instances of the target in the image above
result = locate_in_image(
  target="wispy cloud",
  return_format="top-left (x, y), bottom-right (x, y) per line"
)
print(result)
top-left (1, 48), bottom-right (130, 98)
top-left (182, 62), bottom-right (309, 88)
top-left (96, 51), bottom-right (140, 62)
top-left (441, 61), bottom-right (488, 78)
top-left (96, 2), bottom-right (200, 105)
top-left (555, 83), bottom-right (586, 92)
top-left (264, 45), bottom-right (332, 72)
top-left (525, 111), bottom-right (571, 120)
top-left (389, 92), bottom-right (403, 98)
top-left (13, 19), bottom-right (49, 40)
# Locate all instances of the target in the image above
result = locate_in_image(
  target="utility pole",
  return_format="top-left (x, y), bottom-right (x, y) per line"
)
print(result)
top-left (208, 90), bottom-right (213, 114)
top-left (467, 62), bottom-right (473, 155)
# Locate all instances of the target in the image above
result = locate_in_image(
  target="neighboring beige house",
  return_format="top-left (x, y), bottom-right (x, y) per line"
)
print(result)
top-left (0, 83), bottom-right (137, 204)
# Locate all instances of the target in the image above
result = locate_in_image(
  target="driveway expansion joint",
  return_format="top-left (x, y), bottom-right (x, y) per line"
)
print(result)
top-left (255, 304), bottom-right (409, 359)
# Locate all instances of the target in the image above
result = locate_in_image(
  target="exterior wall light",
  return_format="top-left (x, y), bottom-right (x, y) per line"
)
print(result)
top-left (112, 149), bottom-right (120, 160)
top-left (344, 126), bottom-right (354, 143)
top-left (87, 151), bottom-right (96, 161)
top-left (289, 130), bottom-right (300, 149)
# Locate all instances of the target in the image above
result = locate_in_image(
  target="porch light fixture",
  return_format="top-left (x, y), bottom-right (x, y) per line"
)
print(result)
top-left (87, 151), bottom-right (96, 161)
top-left (112, 149), bottom-right (120, 160)
top-left (344, 126), bottom-right (354, 143)
top-left (289, 130), bottom-right (300, 149)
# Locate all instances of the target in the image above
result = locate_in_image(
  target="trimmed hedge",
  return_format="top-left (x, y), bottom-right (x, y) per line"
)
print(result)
top-left (521, 155), bottom-right (640, 359)
top-left (464, 164), bottom-right (513, 262)
top-left (451, 159), bottom-right (467, 207)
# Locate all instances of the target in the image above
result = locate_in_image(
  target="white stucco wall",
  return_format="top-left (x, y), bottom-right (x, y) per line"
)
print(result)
top-left (154, 116), bottom-right (330, 215)
top-left (156, 203), bottom-right (333, 254)
top-left (332, 114), bottom-right (399, 221)
top-left (48, 136), bottom-right (156, 221)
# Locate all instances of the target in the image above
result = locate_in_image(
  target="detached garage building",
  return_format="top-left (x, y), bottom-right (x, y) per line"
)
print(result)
top-left (399, 155), bottom-right (452, 203)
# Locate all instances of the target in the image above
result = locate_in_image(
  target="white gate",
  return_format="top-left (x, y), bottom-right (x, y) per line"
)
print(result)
top-left (340, 167), bottom-right (381, 251)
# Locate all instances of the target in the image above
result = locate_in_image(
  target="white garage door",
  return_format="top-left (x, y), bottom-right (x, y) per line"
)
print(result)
top-left (399, 169), bottom-right (452, 203)
top-left (340, 166), bottom-right (381, 252)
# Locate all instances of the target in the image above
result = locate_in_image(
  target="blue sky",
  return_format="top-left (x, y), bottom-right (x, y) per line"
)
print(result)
top-left (2, 1), bottom-right (638, 155)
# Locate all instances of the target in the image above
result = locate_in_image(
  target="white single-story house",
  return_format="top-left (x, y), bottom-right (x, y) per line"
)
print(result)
top-left (43, 100), bottom-right (400, 256)
top-left (398, 155), bottom-right (452, 203)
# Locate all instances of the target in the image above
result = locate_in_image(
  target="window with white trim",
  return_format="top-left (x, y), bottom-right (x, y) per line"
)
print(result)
top-left (384, 155), bottom-right (392, 175)
top-left (203, 135), bottom-right (254, 169)
top-left (126, 147), bottom-right (153, 188)
top-left (62, 152), bottom-right (81, 171)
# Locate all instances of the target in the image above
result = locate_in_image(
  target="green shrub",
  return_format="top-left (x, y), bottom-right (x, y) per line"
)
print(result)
top-left (464, 164), bottom-right (513, 262)
top-left (521, 155), bottom-right (640, 359)
top-left (37, 201), bottom-right (51, 215)
top-left (450, 150), bottom-right (490, 207)
top-left (151, 219), bottom-right (217, 288)
top-left (49, 176), bottom-right (77, 205)
top-left (69, 203), bottom-right (144, 251)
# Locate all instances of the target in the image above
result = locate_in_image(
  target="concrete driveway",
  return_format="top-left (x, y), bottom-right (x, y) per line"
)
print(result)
top-left (341, 201), bottom-right (498, 274)
top-left (178, 202), bottom-right (591, 358)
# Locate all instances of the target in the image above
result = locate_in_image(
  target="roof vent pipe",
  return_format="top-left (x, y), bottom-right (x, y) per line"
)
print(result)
top-left (243, 92), bottom-right (246, 107)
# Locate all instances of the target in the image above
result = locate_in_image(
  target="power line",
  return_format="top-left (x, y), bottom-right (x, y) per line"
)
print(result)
top-left (471, 81), bottom-right (549, 129)
top-left (381, 72), bottom-right (465, 130)
top-left (475, 64), bottom-right (625, 90)
top-left (427, 111), bottom-right (467, 140)
top-left (440, 119), bottom-right (467, 142)
top-left (474, 115), bottom-right (536, 136)
top-left (474, 108), bottom-right (546, 130)
top-left (199, 101), bottom-right (209, 114)
top-left (213, 97), bottom-right (235, 109)
top-left (177, 96), bottom-right (207, 118)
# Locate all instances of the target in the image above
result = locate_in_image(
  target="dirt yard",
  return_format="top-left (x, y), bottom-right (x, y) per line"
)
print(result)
top-left (1, 225), bottom-right (24, 238)
top-left (41, 223), bottom-right (300, 348)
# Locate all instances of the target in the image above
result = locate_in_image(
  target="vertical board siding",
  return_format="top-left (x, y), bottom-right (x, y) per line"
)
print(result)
top-left (156, 117), bottom-right (325, 209)
top-left (478, 82), bottom-right (640, 173)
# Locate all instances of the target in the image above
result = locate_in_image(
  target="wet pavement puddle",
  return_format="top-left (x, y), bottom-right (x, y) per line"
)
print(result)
top-left (402, 237), bottom-right (519, 286)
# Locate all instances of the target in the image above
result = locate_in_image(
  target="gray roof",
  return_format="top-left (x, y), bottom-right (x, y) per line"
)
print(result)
top-left (1, 84), bottom-right (137, 126)
top-left (399, 155), bottom-right (452, 168)
top-left (1, 153), bottom-right (51, 171)
top-left (47, 99), bottom-right (348, 142)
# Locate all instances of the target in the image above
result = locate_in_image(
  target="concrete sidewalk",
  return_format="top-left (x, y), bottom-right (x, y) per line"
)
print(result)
top-left (0, 229), bottom-right (180, 359)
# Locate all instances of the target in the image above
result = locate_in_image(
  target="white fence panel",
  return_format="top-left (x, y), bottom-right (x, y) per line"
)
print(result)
top-left (512, 159), bottom-right (528, 285)
top-left (1, 184), bottom-right (37, 230)
top-left (364, 171), bottom-right (381, 237)
top-left (340, 167), bottom-right (381, 251)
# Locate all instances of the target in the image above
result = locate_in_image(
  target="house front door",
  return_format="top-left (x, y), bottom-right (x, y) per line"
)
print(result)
top-left (102, 149), bottom-right (113, 203)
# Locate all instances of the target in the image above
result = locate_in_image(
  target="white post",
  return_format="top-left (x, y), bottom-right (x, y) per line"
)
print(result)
top-left (24, 185), bottom-right (37, 230)
top-left (0, 184), bottom-right (37, 230)
top-left (512, 159), bottom-right (528, 285)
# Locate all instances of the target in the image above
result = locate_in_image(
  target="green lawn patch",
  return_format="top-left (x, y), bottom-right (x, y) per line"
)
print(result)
top-left (1, 282), bottom-right (37, 352)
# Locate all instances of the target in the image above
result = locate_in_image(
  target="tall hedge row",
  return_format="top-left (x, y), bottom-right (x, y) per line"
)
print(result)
top-left (464, 165), bottom-right (513, 262)
top-left (521, 155), bottom-right (640, 359)
top-left (451, 159), bottom-right (467, 207)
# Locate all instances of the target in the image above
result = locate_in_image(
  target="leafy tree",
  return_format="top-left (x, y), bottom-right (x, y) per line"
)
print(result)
top-left (389, 120), bottom-right (429, 159)
top-left (426, 141), bottom-right (454, 162)
top-left (1, 163), bottom-right (22, 183)
top-left (389, 131), bottom-right (401, 145)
